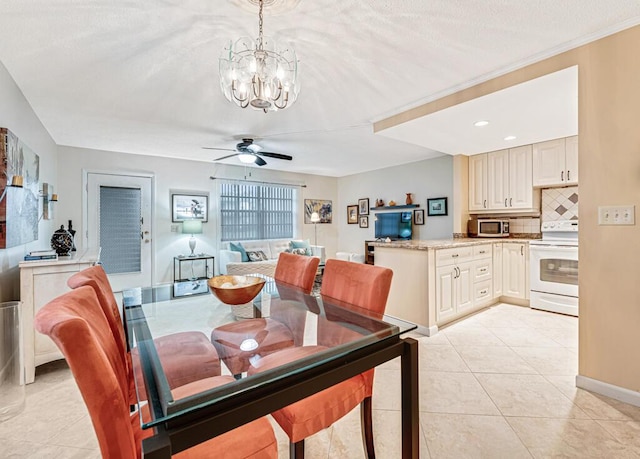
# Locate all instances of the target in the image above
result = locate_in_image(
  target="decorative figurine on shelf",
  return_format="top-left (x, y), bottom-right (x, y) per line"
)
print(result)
top-left (376, 198), bottom-right (385, 207)
top-left (50, 225), bottom-right (74, 256)
top-left (406, 193), bottom-right (413, 205)
top-left (67, 220), bottom-right (77, 252)
top-left (388, 200), bottom-right (396, 206)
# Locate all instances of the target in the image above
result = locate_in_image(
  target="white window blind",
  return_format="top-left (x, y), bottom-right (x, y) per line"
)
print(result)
top-left (220, 182), bottom-right (295, 241)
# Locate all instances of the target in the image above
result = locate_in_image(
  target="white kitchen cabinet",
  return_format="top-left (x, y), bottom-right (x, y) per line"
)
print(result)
top-left (532, 136), bottom-right (578, 187)
top-left (470, 146), bottom-right (534, 213)
top-left (20, 250), bottom-right (98, 383)
top-left (509, 145), bottom-right (534, 209)
top-left (435, 260), bottom-right (473, 323)
top-left (502, 242), bottom-right (528, 299)
top-left (493, 242), bottom-right (503, 298)
top-left (469, 153), bottom-right (488, 211)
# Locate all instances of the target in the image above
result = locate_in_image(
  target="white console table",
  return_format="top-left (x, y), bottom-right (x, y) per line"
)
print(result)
top-left (20, 249), bottom-right (99, 383)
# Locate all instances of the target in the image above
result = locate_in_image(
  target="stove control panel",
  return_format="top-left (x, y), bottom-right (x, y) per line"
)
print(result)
top-left (541, 221), bottom-right (579, 232)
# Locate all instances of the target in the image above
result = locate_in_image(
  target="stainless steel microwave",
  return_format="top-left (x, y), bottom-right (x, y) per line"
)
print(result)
top-left (468, 219), bottom-right (510, 237)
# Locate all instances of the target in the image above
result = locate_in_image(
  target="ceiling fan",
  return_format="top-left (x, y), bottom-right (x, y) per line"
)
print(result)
top-left (203, 139), bottom-right (293, 166)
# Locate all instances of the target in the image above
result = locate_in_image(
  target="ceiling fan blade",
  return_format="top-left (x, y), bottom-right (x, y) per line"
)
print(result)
top-left (254, 156), bottom-right (267, 166)
top-left (213, 153), bottom-right (240, 161)
top-left (202, 147), bottom-right (236, 152)
top-left (258, 151), bottom-right (293, 161)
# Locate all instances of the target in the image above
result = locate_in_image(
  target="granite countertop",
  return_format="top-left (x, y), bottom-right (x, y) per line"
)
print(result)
top-left (369, 237), bottom-right (538, 251)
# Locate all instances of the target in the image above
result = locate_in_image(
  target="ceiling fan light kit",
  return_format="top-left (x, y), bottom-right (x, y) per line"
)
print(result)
top-left (219, 0), bottom-right (299, 113)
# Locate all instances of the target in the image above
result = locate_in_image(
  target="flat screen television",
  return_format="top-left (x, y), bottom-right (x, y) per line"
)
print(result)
top-left (375, 212), bottom-right (412, 240)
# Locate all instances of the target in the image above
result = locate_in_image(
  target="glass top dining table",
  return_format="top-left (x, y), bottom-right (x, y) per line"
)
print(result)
top-left (123, 276), bottom-right (420, 458)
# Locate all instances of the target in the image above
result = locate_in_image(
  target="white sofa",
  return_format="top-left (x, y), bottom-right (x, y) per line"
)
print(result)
top-left (335, 251), bottom-right (365, 263)
top-left (219, 239), bottom-right (326, 277)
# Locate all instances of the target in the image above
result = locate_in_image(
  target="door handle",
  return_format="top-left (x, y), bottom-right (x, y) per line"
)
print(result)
top-left (521, 245), bottom-right (524, 256)
top-left (456, 267), bottom-right (460, 278)
top-left (484, 199), bottom-right (487, 208)
top-left (144, 239), bottom-right (150, 243)
top-left (452, 254), bottom-right (459, 258)
top-left (505, 198), bottom-right (508, 207)
top-left (567, 170), bottom-right (570, 181)
top-left (510, 198), bottom-right (512, 207)
top-left (561, 171), bottom-right (564, 181)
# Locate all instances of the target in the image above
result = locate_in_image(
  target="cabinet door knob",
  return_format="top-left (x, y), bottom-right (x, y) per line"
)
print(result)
top-left (521, 245), bottom-right (524, 256)
top-left (561, 170), bottom-right (564, 181)
top-left (567, 170), bottom-right (570, 181)
top-left (484, 199), bottom-right (487, 208)
top-left (452, 254), bottom-right (459, 258)
top-left (505, 198), bottom-right (508, 207)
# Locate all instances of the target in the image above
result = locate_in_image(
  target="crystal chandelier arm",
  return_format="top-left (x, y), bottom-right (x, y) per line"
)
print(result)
top-left (273, 90), bottom-right (290, 110)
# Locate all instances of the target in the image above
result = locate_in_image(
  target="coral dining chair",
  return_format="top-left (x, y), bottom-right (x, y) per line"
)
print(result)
top-left (34, 286), bottom-right (278, 459)
top-left (247, 259), bottom-right (393, 459)
top-left (67, 265), bottom-right (221, 402)
top-left (210, 252), bottom-right (320, 377)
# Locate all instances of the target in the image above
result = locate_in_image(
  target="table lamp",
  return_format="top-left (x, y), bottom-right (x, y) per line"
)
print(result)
top-left (182, 220), bottom-right (203, 257)
top-left (310, 211), bottom-right (320, 246)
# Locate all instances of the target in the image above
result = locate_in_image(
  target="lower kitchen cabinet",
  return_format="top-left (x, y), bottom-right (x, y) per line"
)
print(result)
top-left (435, 261), bottom-right (473, 323)
top-left (493, 242), bottom-right (503, 298)
top-left (503, 242), bottom-right (528, 299)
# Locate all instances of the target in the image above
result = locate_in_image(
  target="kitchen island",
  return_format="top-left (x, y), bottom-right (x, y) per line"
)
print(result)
top-left (373, 238), bottom-right (533, 335)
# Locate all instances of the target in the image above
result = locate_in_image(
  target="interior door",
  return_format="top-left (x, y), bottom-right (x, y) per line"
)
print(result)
top-left (86, 172), bottom-right (153, 291)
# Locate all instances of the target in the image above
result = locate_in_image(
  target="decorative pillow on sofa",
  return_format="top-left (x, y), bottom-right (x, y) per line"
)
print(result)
top-left (229, 242), bottom-right (249, 262)
top-left (290, 248), bottom-right (308, 256)
top-left (246, 250), bottom-right (269, 262)
top-left (289, 240), bottom-right (312, 256)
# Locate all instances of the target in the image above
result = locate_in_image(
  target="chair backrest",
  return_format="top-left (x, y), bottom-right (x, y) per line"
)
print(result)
top-left (34, 286), bottom-right (138, 458)
top-left (274, 252), bottom-right (320, 294)
top-left (320, 259), bottom-right (393, 316)
top-left (67, 265), bottom-right (127, 363)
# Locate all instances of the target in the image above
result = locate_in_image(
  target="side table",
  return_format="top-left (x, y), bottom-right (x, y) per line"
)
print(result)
top-left (174, 254), bottom-right (214, 282)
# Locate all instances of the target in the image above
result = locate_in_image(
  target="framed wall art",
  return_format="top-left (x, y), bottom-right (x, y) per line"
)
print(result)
top-left (172, 193), bottom-right (208, 222)
top-left (359, 215), bottom-right (369, 228)
top-left (427, 197), bottom-right (448, 216)
top-left (414, 209), bottom-right (425, 225)
top-left (347, 205), bottom-right (358, 224)
top-left (358, 198), bottom-right (369, 215)
top-left (304, 198), bottom-right (333, 223)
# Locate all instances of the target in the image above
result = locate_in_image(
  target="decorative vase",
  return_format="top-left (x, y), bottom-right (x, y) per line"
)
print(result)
top-left (51, 225), bottom-right (74, 256)
top-left (67, 220), bottom-right (77, 252)
top-left (405, 193), bottom-right (413, 205)
top-left (376, 198), bottom-right (384, 207)
top-left (388, 200), bottom-right (396, 206)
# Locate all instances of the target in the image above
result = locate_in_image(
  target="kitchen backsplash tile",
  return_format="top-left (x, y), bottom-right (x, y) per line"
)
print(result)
top-left (542, 186), bottom-right (579, 222)
top-left (508, 217), bottom-right (541, 235)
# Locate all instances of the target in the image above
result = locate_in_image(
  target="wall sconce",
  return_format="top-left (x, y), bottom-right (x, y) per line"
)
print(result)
top-left (39, 183), bottom-right (58, 220)
top-left (0, 175), bottom-right (24, 203)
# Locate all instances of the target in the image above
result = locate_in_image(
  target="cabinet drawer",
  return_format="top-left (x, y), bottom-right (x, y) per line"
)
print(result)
top-left (473, 280), bottom-right (492, 305)
top-left (473, 244), bottom-right (492, 259)
top-left (473, 260), bottom-right (492, 282)
top-left (436, 246), bottom-right (473, 266)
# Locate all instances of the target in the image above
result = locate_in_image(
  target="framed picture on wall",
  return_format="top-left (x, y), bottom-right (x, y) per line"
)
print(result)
top-left (427, 197), bottom-right (448, 216)
top-left (172, 193), bottom-right (208, 222)
top-left (359, 215), bottom-right (369, 228)
top-left (414, 209), bottom-right (425, 225)
top-left (304, 198), bottom-right (333, 223)
top-left (358, 198), bottom-right (369, 215)
top-left (347, 205), bottom-right (358, 224)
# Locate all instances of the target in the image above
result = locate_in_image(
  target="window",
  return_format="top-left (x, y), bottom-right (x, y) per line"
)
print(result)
top-left (220, 182), bottom-right (296, 241)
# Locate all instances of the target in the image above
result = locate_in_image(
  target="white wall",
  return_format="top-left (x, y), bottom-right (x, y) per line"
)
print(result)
top-left (56, 146), bottom-right (338, 284)
top-left (0, 61), bottom-right (58, 301)
top-left (337, 155), bottom-right (454, 255)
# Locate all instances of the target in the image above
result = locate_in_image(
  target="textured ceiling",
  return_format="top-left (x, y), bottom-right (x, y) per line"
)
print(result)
top-left (0, 1), bottom-right (639, 177)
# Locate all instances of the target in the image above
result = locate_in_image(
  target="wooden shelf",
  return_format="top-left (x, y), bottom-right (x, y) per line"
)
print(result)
top-left (370, 204), bottom-right (419, 211)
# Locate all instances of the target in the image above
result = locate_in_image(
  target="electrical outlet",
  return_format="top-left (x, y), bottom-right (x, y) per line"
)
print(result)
top-left (170, 224), bottom-right (179, 233)
top-left (598, 205), bottom-right (635, 225)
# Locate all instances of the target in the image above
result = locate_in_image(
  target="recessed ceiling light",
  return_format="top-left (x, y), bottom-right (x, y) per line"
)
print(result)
top-left (474, 120), bottom-right (489, 127)
top-left (504, 135), bottom-right (517, 141)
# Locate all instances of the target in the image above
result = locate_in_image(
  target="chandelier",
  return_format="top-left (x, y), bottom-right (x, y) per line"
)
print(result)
top-left (219, 0), bottom-right (299, 113)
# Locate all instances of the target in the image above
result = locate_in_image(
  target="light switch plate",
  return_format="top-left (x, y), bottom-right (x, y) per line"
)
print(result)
top-left (598, 205), bottom-right (635, 225)
top-left (171, 224), bottom-right (180, 232)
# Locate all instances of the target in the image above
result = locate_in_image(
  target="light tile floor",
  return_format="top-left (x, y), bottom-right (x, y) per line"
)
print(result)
top-left (3, 303), bottom-right (640, 458)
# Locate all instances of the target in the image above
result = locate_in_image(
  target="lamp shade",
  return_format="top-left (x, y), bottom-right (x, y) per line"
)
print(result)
top-left (182, 220), bottom-right (203, 235)
top-left (310, 212), bottom-right (320, 223)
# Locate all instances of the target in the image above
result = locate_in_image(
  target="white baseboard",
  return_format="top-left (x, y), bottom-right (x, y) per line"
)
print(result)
top-left (576, 375), bottom-right (640, 407)
top-left (411, 324), bottom-right (438, 336)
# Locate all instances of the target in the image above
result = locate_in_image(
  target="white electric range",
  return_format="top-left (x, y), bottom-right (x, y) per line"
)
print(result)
top-left (529, 221), bottom-right (579, 316)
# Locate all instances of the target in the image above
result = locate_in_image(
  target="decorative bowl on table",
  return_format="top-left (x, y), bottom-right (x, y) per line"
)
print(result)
top-left (207, 275), bottom-right (266, 305)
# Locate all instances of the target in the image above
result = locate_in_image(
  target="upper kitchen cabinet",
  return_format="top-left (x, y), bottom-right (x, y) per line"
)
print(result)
top-left (532, 136), bottom-right (578, 187)
top-left (469, 145), bottom-right (536, 213)
top-left (469, 154), bottom-right (488, 211)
